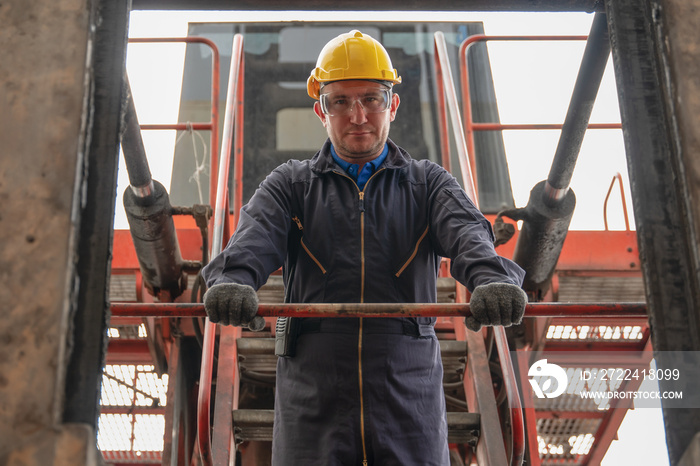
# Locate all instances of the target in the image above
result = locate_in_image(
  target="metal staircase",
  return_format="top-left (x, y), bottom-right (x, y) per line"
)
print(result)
top-left (101, 23), bottom-right (650, 466)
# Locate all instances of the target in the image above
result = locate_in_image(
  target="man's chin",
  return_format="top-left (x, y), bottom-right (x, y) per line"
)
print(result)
top-left (341, 150), bottom-right (378, 160)
top-left (338, 140), bottom-right (383, 159)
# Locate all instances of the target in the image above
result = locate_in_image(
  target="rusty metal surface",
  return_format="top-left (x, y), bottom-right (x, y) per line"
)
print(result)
top-left (62, 0), bottom-right (130, 433)
top-left (123, 180), bottom-right (187, 299)
top-left (607, 0), bottom-right (700, 462)
top-left (212, 325), bottom-right (243, 465)
top-left (111, 301), bottom-right (648, 318)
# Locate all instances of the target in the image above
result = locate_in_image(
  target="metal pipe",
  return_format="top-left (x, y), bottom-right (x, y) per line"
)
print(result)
top-left (472, 122), bottom-right (620, 131)
top-left (544, 12), bottom-right (611, 205)
top-left (197, 33), bottom-right (244, 466)
top-left (128, 36), bottom-right (221, 205)
top-left (458, 35), bottom-right (590, 201)
top-left (434, 31), bottom-right (478, 203)
top-left (123, 181), bottom-right (186, 299)
top-left (492, 326), bottom-right (524, 466)
top-left (438, 31), bottom-right (521, 465)
top-left (511, 180), bottom-right (577, 295)
top-left (212, 33), bottom-right (247, 466)
top-left (511, 13), bottom-right (611, 296)
top-left (121, 76), bottom-right (186, 300)
top-left (457, 31), bottom-right (616, 466)
top-left (110, 302), bottom-right (648, 318)
top-left (603, 173), bottom-right (631, 231)
top-left (120, 75), bottom-right (154, 198)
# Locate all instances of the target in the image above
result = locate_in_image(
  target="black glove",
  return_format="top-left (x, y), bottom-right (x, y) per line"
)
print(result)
top-left (203, 283), bottom-right (265, 331)
top-left (465, 282), bottom-right (528, 332)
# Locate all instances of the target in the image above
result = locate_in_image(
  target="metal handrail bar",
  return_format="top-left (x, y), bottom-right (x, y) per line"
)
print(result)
top-left (603, 172), bottom-right (631, 231)
top-left (492, 325), bottom-right (525, 465)
top-left (111, 302), bottom-right (648, 318)
top-left (435, 31), bottom-right (524, 466)
top-left (459, 34), bottom-right (622, 174)
top-left (434, 39), bottom-right (452, 172)
top-left (128, 37), bottom-right (221, 205)
top-left (434, 31), bottom-right (478, 204)
top-left (459, 29), bottom-right (630, 466)
top-left (211, 33), bottom-right (247, 465)
top-left (458, 34), bottom-right (622, 193)
top-left (196, 33), bottom-right (244, 466)
top-left (470, 122), bottom-right (620, 130)
top-left (230, 52), bottom-right (246, 229)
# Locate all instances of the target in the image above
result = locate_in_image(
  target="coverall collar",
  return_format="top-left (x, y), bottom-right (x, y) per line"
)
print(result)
top-left (311, 138), bottom-right (410, 175)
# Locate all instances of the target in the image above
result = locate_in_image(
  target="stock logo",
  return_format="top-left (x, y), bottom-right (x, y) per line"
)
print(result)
top-left (528, 359), bottom-right (568, 399)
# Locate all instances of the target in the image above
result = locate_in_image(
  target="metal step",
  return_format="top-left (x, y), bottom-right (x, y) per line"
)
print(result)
top-left (258, 275), bottom-right (458, 303)
top-left (237, 338), bottom-right (467, 384)
top-left (234, 337), bottom-right (475, 448)
top-left (232, 409), bottom-right (480, 447)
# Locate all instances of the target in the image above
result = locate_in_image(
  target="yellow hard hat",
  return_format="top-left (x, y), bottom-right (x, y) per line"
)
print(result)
top-left (307, 30), bottom-right (402, 100)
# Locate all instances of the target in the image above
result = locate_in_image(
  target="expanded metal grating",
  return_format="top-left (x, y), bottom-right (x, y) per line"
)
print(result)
top-left (101, 450), bottom-right (162, 464)
top-left (110, 274), bottom-right (138, 302)
top-left (538, 418), bottom-right (600, 465)
top-left (533, 366), bottom-right (624, 412)
top-left (546, 324), bottom-right (645, 343)
top-left (558, 275), bottom-right (645, 303)
top-left (110, 273), bottom-right (202, 302)
top-left (98, 365), bottom-right (168, 461)
top-left (108, 323), bottom-right (148, 340)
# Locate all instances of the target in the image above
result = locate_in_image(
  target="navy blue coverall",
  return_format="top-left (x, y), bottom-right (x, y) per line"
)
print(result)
top-left (202, 139), bottom-right (525, 465)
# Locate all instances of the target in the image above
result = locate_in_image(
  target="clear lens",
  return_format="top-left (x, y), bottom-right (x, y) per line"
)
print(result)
top-left (320, 87), bottom-right (391, 116)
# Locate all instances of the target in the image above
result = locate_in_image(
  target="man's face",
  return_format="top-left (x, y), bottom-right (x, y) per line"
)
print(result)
top-left (314, 80), bottom-right (400, 163)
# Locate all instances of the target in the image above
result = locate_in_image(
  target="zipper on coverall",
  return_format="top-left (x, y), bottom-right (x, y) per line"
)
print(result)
top-left (334, 168), bottom-right (385, 466)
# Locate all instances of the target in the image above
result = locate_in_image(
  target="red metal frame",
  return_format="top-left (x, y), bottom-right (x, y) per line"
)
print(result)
top-left (160, 336), bottom-right (180, 465)
top-left (436, 32), bottom-right (642, 466)
top-left (435, 31), bottom-right (525, 466)
top-left (603, 172), bottom-right (631, 231)
top-left (105, 31), bottom-right (649, 466)
top-left (457, 313), bottom-right (510, 465)
top-left (434, 32), bottom-right (478, 204)
top-left (535, 339), bottom-right (653, 465)
top-left (101, 450), bottom-right (162, 465)
top-left (516, 354), bottom-right (542, 466)
top-left (458, 34), bottom-right (622, 186)
top-left (106, 339), bottom-right (152, 364)
top-left (110, 228), bottom-right (641, 275)
top-left (111, 302), bottom-right (647, 319)
top-left (128, 37), bottom-right (221, 205)
top-left (196, 33), bottom-right (246, 466)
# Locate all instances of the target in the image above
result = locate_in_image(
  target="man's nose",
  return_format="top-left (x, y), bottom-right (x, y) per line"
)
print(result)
top-left (348, 100), bottom-right (368, 124)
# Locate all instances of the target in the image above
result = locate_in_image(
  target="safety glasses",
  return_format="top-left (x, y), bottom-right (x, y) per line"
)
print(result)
top-left (319, 87), bottom-right (392, 116)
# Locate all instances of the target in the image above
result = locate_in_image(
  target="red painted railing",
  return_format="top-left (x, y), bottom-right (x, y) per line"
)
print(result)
top-left (128, 37), bottom-right (221, 205)
top-left (434, 32), bottom-right (478, 204)
top-left (111, 302), bottom-right (647, 319)
top-left (458, 34), bottom-right (622, 192)
top-left (434, 30), bottom-right (526, 466)
top-left (123, 32), bottom-right (636, 466)
top-left (604, 172), bottom-right (631, 231)
top-left (450, 33), bottom-right (631, 466)
top-left (196, 33), bottom-right (246, 466)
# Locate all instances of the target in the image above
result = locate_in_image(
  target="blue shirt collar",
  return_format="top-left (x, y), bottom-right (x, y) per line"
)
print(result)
top-left (330, 144), bottom-right (388, 177)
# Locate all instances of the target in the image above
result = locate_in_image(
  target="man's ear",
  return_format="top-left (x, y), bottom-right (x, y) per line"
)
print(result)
top-left (389, 93), bottom-right (400, 122)
top-left (313, 101), bottom-right (327, 125)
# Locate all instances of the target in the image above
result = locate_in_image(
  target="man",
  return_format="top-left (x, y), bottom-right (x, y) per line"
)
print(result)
top-left (202, 30), bottom-right (526, 466)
